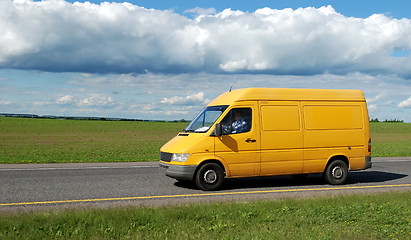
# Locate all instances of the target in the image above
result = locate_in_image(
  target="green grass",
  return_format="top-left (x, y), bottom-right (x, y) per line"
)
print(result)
top-left (0, 191), bottom-right (410, 239)
top-left (370, 122), bottom-right (411, 157)
top-left (0, 117), bottom-right (186, 163)
top-left (0, 118), bottom-right (410, 163)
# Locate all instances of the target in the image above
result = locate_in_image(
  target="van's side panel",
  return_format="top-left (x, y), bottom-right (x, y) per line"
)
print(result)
top-left (259, 101), bottom-right (303, 176)
top-left (302, 102), bottom-right (366, 173)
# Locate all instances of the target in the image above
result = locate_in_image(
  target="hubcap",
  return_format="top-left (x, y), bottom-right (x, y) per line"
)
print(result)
top-left (332, 166), bottom-right (343, 179)
top-left (203, 169), bottom-right (217, 184)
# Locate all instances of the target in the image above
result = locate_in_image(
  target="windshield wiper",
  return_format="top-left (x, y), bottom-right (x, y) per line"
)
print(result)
top-left (183, 129), bottom-right (195, 133)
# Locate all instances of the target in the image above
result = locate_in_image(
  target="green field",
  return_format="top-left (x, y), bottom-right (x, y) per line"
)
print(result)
top-left (0, 117), bottom-right (186, 163)
top-left (0, 191), bottom-right (410, 239)
top-left (370, 122), bottom-right (411, 157)
top-left (0, 117), bottom-right (410, 163)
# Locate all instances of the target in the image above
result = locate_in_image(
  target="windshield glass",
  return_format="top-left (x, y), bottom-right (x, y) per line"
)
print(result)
top-left (184, 105), bottom-right (228, 133)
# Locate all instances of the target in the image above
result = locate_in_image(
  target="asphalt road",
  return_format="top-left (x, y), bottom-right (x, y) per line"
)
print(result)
top-left (0, 157), bottom-right (410, 211)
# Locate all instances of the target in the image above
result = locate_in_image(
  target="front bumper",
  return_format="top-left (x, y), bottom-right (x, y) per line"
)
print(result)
top-left (159, 162), bottom-right (197, 181)
top-left (364, 156), bottom-right (372, 169)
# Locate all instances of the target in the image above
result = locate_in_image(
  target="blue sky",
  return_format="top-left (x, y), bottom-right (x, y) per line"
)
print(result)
top-left (65, 0), bottom-right (411, 19)
top-left (1, 0), bottom-right (411, 121)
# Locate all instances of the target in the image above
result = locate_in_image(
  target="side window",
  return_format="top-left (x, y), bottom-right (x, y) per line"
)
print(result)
top-left (220, 108), bottom-right (252, 134)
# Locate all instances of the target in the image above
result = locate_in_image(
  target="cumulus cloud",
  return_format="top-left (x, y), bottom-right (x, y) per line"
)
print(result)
top-left (368, 104), bottom-right (378, 112)
top-left (366, 93), bottom-right (384, 104)
top-left (78, 96), bottom-right (114, 107)
top-left (56, 95), bottom-right (74, 104)
top-left (1, 0), bottom-right (411, 77)
top-left (184, 7), bottom-right (216, 16)
top-left (398, 96), bottom-right (411, 108)
top-left (0, 100), bottom-right (12, 105)
top-left (56, 94), bottom-right (114, 107)
top-left (161, 92), bottom-right (209, 105)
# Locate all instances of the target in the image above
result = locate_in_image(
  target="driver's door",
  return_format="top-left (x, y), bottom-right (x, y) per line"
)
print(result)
top-left (214, 102), bottom-right (260, 177)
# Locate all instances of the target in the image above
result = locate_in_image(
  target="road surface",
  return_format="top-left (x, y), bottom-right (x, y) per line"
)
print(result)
top-left (0, 157), bottom-right (410, 211)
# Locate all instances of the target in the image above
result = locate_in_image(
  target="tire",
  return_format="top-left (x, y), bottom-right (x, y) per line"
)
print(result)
top-left (195, 163), bottom-right (225, 191)
top-left (324, 160), bottom-right (348, 185)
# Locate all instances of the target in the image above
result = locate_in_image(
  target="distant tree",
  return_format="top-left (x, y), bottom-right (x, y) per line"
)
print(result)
top-left (383, 119), bottom-right (403, 123)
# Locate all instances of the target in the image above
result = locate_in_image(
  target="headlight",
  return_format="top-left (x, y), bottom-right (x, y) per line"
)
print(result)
top-left (172, 153), bottom-right (190, 162)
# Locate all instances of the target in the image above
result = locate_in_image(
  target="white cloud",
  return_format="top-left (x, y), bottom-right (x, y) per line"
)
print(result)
top-left (368, 104), bottom-right (378, 112)
top-left (78, 96), bottom-right (114, 107)
top-left (382, 100), bottom-right (394, 106)
top-left (366, 93), bottom-right (384, 104)
top-left (161, 92), bottom-right (209, 106)
top-left (56, 95), bottom-right (74, 104)
top-left (1, 1), bottom-right (411, 77)
top-left (398, 96), bottom-right (411, 108)
top-left (0, 100), bottom-right (12, 105)
top-left (56, 94), bottom-right (115, 108)
top-left (219, 59), bottom-right (248, 72)
top-left (184, 7), bottom-right (216, 16)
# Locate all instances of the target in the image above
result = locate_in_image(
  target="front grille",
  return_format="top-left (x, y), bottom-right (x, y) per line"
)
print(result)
top-left (160, 151), bottom-right (173, 162)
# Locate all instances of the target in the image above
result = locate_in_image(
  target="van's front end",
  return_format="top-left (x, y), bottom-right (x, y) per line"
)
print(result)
top-left (159, 105), bottom-right (228, 181)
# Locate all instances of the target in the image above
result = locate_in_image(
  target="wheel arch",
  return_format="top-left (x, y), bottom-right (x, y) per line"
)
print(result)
top-left (194, 159), bottom-right (227, 178)
top-left (325, 155), bottom-right (349, 171)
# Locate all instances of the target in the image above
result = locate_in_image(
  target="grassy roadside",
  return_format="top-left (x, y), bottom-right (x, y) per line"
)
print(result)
top-left (0, 191), bottom-right (410, 239)
top-left (370, 122), bottom-right (411, 157)
top-left (0, 117), bottom-right (410, 163)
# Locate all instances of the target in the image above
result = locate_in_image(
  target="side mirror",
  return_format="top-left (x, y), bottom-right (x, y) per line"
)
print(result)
top-left (214, 123), bottom-right (222, 137)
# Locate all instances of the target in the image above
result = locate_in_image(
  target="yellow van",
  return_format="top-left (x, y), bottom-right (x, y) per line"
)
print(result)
top-left (160, 88), bottom-right (372, 190)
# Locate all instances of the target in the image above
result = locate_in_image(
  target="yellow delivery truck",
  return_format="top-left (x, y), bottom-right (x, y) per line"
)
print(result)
top-left (160, 88), bottom-right (372, 190)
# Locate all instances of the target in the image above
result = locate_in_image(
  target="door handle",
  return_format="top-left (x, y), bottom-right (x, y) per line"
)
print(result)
top-left (245, 138), bottom-right (256, 143)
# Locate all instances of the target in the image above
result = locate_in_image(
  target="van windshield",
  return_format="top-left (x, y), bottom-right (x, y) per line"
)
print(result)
top-left (184, 105), bottom-right (228, 133)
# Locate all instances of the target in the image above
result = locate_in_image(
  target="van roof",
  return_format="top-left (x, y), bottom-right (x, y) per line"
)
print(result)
top-left (208, 88), bottom-right (365, 106)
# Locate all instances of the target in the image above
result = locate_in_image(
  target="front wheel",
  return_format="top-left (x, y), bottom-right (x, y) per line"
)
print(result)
top-left (324, 160), bottom-right (348, 185)
top-left (195, 163), bottom-right (224, 191)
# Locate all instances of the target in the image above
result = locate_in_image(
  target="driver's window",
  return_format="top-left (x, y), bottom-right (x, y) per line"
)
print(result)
top-left (220, 108), bottom-right (252, 134)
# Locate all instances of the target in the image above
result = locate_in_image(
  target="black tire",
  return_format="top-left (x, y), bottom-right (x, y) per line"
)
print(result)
top-left (195, 163), bottom-right (224, 191)
top-left (324, 160), bottom-right (348, 185)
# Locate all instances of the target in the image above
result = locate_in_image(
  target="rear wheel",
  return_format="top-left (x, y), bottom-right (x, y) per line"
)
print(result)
top-left (324, 160), bottom-right (348, 185)
top-left (195, 163), bottom-right (224, 191)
